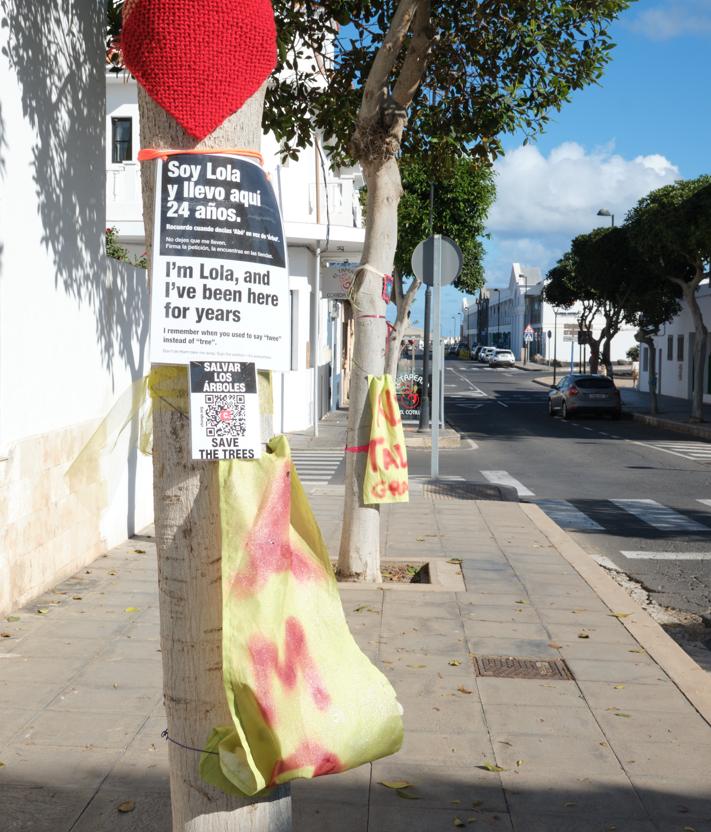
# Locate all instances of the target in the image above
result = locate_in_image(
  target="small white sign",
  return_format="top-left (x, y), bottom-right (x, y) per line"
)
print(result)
top-left (189, 361), bottom-right (261, 461)
top-left (148, 153), bottom-right (290, 369)
top-left (321, 261), bottom-right (358, 299)
top-left (524, 331), bottom-right (534, 342)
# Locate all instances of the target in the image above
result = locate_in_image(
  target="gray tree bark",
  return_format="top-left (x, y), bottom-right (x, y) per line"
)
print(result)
top-left (137, 85), bottom-right (291, 832)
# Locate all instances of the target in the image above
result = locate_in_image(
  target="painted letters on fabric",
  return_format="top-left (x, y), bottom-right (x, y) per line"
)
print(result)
top-left (200, 436), bottom-right (403, 796)
top-left (363, 375), bottom-right (410, 504)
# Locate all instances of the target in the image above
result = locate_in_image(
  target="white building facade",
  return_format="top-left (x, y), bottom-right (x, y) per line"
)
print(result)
top-left (638, 286), bottom-right (711, 404)
top-left (464, 263), bottom-right (637, 366)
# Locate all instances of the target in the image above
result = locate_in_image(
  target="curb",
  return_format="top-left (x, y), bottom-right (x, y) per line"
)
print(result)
top-left (628, 410), bottom-right (711, 441)
top-left (522, 502), bottom-right (711, 727)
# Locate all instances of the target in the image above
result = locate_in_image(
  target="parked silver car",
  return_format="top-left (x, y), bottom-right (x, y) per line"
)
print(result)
top-left (548, 374), bottom-right (621, 419)
top-left (489, 349), bottom-right (516, 368)
top-left (478, 347), bottom-right (496, 362)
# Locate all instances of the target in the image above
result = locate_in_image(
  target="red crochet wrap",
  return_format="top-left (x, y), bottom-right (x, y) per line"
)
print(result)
top-left (121, 0), bottom-right (277, 140)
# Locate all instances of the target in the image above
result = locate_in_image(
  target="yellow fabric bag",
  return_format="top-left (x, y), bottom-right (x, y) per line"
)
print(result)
top-left (363, 375), bottom-right (410, 504)
top-left (200, 435), bottom-right (403, 795)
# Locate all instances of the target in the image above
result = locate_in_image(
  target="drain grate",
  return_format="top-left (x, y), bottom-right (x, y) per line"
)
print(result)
top-left (473, 655), bottom-right (574, 681)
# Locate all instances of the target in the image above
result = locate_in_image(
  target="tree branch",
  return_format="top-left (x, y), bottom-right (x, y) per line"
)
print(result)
top-left (391, 0), bottom-right (434, 118)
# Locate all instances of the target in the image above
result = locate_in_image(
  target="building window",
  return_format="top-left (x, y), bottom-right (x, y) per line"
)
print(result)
top-left (677, 334), bottom-right (684, 361)
top-left (111, 117), bottom-right (132, 163)
top-left (667, 335), bottom-right (673, 360)
top-left (642, 345), bottom-right (649, 372)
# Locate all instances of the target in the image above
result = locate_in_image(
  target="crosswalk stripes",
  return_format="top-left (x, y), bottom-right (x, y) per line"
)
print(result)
top-left (534, 499), bottom-right (603, 531)
top-left (610, 498), bottom-right (708, 532)
top-left (290, 450), bottom-right (344, 484)
top-left (632, 439), bottom-right (711, 463)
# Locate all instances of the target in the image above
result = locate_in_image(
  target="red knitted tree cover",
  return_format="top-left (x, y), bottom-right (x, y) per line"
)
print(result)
top-left (121, 0), bottom-right (277, 140)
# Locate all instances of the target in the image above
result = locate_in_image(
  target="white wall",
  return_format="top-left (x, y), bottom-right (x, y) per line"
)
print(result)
top-left (0, 2), bottom-right (153, 614)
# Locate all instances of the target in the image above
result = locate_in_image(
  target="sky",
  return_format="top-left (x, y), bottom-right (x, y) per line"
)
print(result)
top-left (403, 0), bottom-right (711, 338)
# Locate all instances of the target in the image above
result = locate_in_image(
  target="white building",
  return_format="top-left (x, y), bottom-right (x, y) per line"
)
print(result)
top-left (464, 263), bottom-right (636, 366)
top-left (106, 71), bottom-right (365, 432)
top-left (638, 286), bottom-right (711, 403)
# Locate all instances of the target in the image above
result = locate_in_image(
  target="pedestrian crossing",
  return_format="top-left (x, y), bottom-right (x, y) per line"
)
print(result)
top-left (632, 439), bottom-right (711, 463)
top-left (290, 450), bottom-right (344, 483)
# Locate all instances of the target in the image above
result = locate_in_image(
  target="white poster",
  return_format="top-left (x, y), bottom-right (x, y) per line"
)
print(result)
top-left (189, 361), bottom-right (261, 461)
top-left (149, 153), bottom-right (290, 369)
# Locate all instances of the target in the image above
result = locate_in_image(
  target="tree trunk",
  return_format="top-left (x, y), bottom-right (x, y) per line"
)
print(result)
top-left (337, 156), bottom-right (401, 580)
top-left (685, 282), bottom-right (707, 423)
top-left (643, 335), bottom-right (658, 416)
top-left (588, 336), bottom-right (602, 374)
top-left (137, 85), bottom-right (291, 831)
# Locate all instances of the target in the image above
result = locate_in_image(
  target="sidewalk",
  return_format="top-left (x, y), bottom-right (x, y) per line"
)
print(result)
top-left (620, 388), bottom-right (711, 441)
top-left (2, 492), bottom-right (711, 831)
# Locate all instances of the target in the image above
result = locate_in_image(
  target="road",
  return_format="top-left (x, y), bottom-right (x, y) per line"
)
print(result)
top-left (293, 361), bottom-right (711, 622)
top-left (420, 361), bottom-right (711, 621)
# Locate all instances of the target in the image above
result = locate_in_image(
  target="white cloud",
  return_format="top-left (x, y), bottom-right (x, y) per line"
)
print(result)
top-left (487, 141), bottom-right (679, 236)
top-left (628, 0), bottom-right (711, 40)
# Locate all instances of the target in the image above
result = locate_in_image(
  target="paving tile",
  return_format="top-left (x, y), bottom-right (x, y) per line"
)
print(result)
top-left (71, 785), bottom-right (171, 832)
top-left (391, 730), bottom-right (493, 767)
top-left (47, 683), bottom-right (161, 715)
top-left (545, 622), bottom-right (638, 646)
top-left (457, 593), bottom-right (532, 607)
top-left (294, 799), bottom-right (368, 832)
top-left (379, 633), bottom-right (467, 655)
top-left (510, 813), bottom-right (657, 831)
top-left (0, 784), bottom-right (95, 832)
top-left (467, 636), bottom-right (559, 659)
top-left (482, 703), bottom-right (603, 737)
top-left (614, 739), bottom-right (711, 778)
top-left (378, 648), bottom-right (470, 673)
top-left (19, 707), bottom-right (147, 750)
top-left (371, 761), bottom-right (508, 811)
top-left (0, 680), bottom-right (59, 711)
top-left (460, 605), bottom-right (542, 625)
top-left (477, 677), bottom-right (586, 708)
top-left (290, 764), bottom-right (370, 804)
top-left (564, 659), bottom-right (668, 685)
top-left (4, 636), bottom-right (107, 660)
top-left (577, 681), bottom-right (701, 715)
top-left (0, 709), bottom-right (37, 745)
top-left (593, 707), bottom-right (711, 747)
top-left (368, 804), bottom-right (513, 831)
top-left (463, 620), bottom-right (550, 641)
top-left (0, 655), bottom-right (87, 684)
top-left (0, 744), bottom-right (123, 789)
top-left (492, 734), bottom-right (625, 776)
top-left (71, 658), bottom-right (164, 689)
top-left (630, 775), bottom-right (711, 823)
top-left (502, 770), bottom-right (646, 819)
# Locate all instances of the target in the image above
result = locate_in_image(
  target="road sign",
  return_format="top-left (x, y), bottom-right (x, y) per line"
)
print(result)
top-left (524, 324), bottom-right (534, 335)
top-left (562, 322), bottom-right (577, 343)
top-left (547, 330), bottom-right (552, 339)
top-left (411, 235), bottom-right (462, 287)
top-left (524, 331), bottom-right (534, 343)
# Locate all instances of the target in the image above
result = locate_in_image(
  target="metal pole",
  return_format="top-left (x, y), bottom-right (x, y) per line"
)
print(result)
top-left (553, 310), bottom-right (558, 386)
top-left (419, 287), bottom-right (432, 431)
top-left (440, 339), bottom-right (445, 429)
top-left (313, 246), bottom-right (321, 437)
top-left (431, 235), bottom-right (442, 479)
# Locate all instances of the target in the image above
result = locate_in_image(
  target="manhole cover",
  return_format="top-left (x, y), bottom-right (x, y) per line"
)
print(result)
top-left (473, 655), bottom-right (574, 680)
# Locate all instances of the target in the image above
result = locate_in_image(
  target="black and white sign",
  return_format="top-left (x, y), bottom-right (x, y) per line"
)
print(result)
top-left (149, 153), bottom-right (290, 369)
top-left (189, 361), bottom-right (261, 461)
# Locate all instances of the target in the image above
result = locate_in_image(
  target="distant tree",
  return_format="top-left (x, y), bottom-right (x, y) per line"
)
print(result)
top-left (627, 176), bottom-right (711, 422)
top-left (384, 155), bottom-right (495, 375)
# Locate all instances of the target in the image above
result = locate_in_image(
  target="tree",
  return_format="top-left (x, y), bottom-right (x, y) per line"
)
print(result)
top-left (627, 176), bottom-right (711, 422)
top-left (544, 248), bottom-right (605, 373)
top-left (385, 154), bottom-right (495, 376)
top-left (111, 0), bottom-right (633, 579)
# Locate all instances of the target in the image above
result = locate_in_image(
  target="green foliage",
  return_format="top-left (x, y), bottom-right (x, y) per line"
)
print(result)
top-left (268, 1), bottom-right (632, 164)
top-left (393, 156), bottom-right (495, 294)
top-left (105, 227), bottom-right (147, 269)
top-left (626, 175), bottom-right (711, 284)
top-left (626, 345), bottom-right (639, 361)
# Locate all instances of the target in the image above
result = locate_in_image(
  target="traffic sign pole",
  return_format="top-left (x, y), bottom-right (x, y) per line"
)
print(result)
top-left (431, 235), bottom-right (442, 479)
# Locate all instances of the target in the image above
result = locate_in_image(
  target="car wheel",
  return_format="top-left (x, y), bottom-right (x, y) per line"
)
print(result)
top-left (547, 399), bottom-right (555, 417)
top-left (561, 401), bottom-right (569, 420)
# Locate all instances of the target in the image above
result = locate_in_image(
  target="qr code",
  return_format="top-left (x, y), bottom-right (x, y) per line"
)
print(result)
top-left (204, 394), bottom-right (247, 438)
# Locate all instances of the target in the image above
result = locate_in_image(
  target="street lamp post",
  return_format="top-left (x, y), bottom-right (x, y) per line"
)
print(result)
top-left (597, 207), bottom-right (615, 227)
top-left (553, 307), bottom-right (560, 386)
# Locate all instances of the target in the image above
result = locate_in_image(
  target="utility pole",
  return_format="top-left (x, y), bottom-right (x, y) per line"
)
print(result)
top-left (418, 166), bottom-right (435, 431)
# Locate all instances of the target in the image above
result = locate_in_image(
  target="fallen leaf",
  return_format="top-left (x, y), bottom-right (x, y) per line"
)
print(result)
top-left (448, 659), bottom-right (462, 666)
top-left (124, 607), bottom-right (139, 613)
top-left (108, 571), bottom-right (117, 576)
top-left (451, 800), bottom-right (461, 805)
top-left (416, 537), bottom-right (425, 542)
top-left (0, 632), bottom-right (11, 638)
top-left (447, 558), bottom-right (463, 564)
top-left (453, 818), bottom-right (466, 828)
top-left (563, 802), bottom-right (577, 808)
top-left (467, 818), bottom-right (478, 823)
top-left (36, 608), bottom-right (49, 615)
top-left (497, 740), bottom-right (512, 746)
top-left (613, 684), bottom-right (625, 690)
top-left (353, 605), bottom-right (368, 612)
top-left (471, 800), bottom-right (483, 808)
top-left (547, 642), bottom-right (562, 649)
top-left (577, 632), bottom-right (590, 639)
top-left (609, 612), bottom-right (631, 619)
top-left (629, 648), bottom-right (645, 654)
top-left (406, 664), bottom-right (427, 669)
top-left (683, 827), bottom-right (698, 832)
top-left (396, 788), bottom-right (420, 800)
top-left (457, 686), bottom-right (473, 695)
top-left (72, 596), bottom-right (82, 601)
top-left (614, 712), bottom-right (631, 718)
top-left (133, 549), bottom-right (146, 554)
top-left (117, 800), bottom-right (135, 813)
top-left (515, 760), bottom-right (524, 767)
top-left (0, 761), bottom-right (4, 768)
top-left (379, 780), bottom-right (414, 790)
top-left (480, 762), bottom-right (506, 772)
top-left (514, 600), bottom-right (527, 605)
top-left (6, 616), bottom-right (20, 622)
